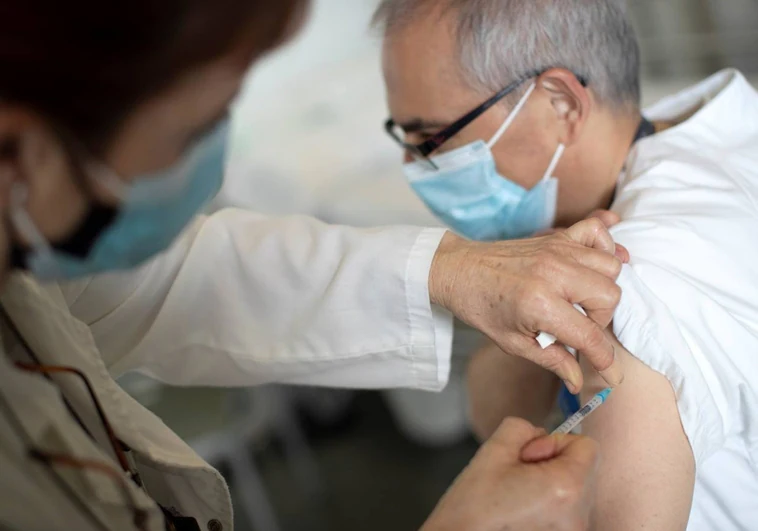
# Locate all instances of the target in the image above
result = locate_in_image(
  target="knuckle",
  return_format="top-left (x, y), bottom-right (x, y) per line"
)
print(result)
top-left (523, 287), bottom-right (554, 320)
top-left (581, 325), bottom-right (608, 352)
top-left (609, 256), bottom-right (623, 278)
top-left (596, 282), bottom-right (622, 312)
top-left (552, 231), bottom-right (574, 246)
top-left (544, 231), bottom-right (568, 246)
top-left (550, 472), bottom-right (581, 506)
top-left (541, 348), bottom-right (571, 373)
top-left (595, 278), bottom-right (622, 306)
top-left (587, 216), bottom-right (606, 233)
top-left (609, 284), bottom-right (622, 306)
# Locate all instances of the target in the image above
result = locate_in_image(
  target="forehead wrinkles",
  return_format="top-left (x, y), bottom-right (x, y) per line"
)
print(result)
top-left (383, 11), bottom-right (480, 118)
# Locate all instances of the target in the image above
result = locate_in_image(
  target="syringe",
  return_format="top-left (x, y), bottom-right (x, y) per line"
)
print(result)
top-left (551, 388), bottom-right (612, 435)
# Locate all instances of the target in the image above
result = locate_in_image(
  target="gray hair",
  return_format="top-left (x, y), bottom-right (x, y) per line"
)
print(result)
top-left (373, 0), bottom-right (641, 110)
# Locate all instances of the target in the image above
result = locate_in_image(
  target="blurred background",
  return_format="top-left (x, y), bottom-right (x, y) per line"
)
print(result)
top-left (119, 1), bottom-right (758, 530)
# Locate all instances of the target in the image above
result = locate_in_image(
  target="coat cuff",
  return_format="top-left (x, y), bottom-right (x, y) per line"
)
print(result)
top-left (405, 228), bottom-right (454, 391)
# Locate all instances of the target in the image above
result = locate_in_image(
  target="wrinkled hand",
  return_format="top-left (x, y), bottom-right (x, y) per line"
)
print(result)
top-left (429, 218), bottom-right (625, 393)
top-left (421, 418), bottom-right (599, 531)
top-left (535, 210), bottom-right (629, 262)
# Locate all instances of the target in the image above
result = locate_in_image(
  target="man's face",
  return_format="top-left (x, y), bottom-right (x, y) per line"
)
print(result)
top-left (381, 8), bottom-right (570, 202)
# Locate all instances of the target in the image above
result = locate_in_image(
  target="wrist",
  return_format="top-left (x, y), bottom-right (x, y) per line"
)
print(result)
top-left (429, 231), bottom-right (465, 309)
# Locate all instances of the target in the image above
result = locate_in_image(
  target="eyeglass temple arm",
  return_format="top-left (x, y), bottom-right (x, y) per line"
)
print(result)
top-left (15, 362), bottom-right (131, 474)
top-left (29, 450), bottom-right (149, 531)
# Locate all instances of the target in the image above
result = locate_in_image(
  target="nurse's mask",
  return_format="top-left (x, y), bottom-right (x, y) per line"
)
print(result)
top-left (9, 119), bottom-right (229, 280)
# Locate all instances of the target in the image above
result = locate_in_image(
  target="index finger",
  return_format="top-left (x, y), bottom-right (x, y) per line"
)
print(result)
top-left (487, 417), bottom-right (547, 461)
top-left (538, 299), bottom-right (623, 388)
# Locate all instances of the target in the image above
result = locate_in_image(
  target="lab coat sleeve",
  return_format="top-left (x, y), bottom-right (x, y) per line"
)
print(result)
top-left (59, 210), bottom-right (454, 391)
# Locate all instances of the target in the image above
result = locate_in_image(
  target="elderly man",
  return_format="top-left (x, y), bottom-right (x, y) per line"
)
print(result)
top-left (375, 0), bottom-right (758, 530)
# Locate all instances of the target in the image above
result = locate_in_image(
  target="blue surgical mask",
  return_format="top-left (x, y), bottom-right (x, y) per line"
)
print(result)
top-left (10, 119), bottom-right (229, 280)
top-left (403, 83), bottom-right (565, 241)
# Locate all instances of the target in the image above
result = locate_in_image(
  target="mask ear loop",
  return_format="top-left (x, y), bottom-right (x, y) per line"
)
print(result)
top-left (542, 143), bottom-right (566, 182)
top-left (84, 160), bottom-right (130, 202)
top-left (486, 82), bottom-right (538, 149)
top-left (8, 182), bottom-right (59, 275)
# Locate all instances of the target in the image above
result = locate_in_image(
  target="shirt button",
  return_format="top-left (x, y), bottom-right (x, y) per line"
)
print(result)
top-left (207, 519), bottom-right (223, 531)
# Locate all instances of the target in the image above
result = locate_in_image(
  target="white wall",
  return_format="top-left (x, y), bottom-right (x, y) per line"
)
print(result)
top-left (219, 0), bottom-right (437, 226)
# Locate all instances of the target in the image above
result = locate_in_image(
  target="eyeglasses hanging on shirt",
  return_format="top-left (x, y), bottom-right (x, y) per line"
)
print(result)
top-left (0, 307), bottom-right (201, 531)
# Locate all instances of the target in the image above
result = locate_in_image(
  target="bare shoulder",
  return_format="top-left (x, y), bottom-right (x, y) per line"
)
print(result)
top-left (579, 331), bottom-right (695, 531)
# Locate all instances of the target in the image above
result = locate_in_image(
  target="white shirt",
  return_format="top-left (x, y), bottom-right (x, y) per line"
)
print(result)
top-left (611, 69), bottom-right (758, 530)
top-left (0, 214), bottom-right (454, 530)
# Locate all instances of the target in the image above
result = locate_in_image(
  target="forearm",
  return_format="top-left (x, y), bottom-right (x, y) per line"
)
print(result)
top-left (63, 211), bottom-right (454, 388)
top-left (467, 340), bottom-right (560, 439)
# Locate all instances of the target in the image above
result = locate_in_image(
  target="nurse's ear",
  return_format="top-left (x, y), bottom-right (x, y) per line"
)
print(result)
top-left (0, 106), bottom-right (67, 187)
top-left (539, 69), bottom-right (591, 148)
top-left (0, 106), bottom-right (88, 241)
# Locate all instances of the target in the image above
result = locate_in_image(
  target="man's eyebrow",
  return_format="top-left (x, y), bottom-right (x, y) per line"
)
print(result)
top-left (398, 118), bottom-right (451, 133)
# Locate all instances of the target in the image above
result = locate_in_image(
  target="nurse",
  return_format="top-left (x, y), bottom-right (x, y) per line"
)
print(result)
top-left (0, 1), bottom-right (623, 530)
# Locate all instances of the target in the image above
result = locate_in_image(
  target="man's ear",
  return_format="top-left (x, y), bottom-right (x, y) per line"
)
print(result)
top-left (538, 68), bottom-right (591, 148)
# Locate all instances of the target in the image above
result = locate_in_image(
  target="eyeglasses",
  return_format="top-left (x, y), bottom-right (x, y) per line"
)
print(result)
top-left (12, 361), bottom-right (151, 531)
top-left (384, 70), bottom-right (587, 170)
top-left (15, 362), bottom-right (135, 476)
top-left (0, 305), bottom-right (187, 531)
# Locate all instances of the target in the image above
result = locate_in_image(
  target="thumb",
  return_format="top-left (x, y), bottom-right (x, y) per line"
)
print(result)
top-left (587, 209), bottom-right (621, 229)
top-left (487, 418), bottom-right (546, 461)
top-left (580, 210), bottom-right (631, 264)
top-left (564, 218), bottom-right (616, 256)
top-left (520, 434), bottom-right (599, 473)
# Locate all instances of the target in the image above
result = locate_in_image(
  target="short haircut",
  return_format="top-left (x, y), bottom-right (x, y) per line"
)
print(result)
top-left (374, 0), bottom-right (641, 110)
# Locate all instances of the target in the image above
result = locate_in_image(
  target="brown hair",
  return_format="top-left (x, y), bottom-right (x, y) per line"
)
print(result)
top-left (0, 0), bottom-right (306, 154)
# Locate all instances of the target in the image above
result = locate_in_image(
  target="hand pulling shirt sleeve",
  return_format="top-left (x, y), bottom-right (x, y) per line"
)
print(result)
top-left (610, 70), bottom-right (758, 478)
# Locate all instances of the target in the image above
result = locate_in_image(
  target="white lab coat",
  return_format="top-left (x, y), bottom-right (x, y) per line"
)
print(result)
top-left (0, 213), bottom-right (453, 530)
top-left (610, 69), bottom-right (758, 530)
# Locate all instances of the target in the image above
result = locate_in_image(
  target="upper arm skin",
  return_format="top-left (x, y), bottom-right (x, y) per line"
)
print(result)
top-left (579, 332), bottom-right (695, 531)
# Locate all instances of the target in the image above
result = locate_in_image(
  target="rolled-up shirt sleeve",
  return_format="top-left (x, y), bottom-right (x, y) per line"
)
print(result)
top-left (608, 156), bottom-right (758, 469)
top-left (59, 210), bottom-right (454, 391)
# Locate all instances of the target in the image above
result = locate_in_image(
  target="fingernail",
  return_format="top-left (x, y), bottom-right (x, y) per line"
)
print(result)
top-left (615, 244), bottom-right (631, 263)
top-left (599, 346), bottom-right (624, 387)
top-left (565, 364), bottom-right (583, 394)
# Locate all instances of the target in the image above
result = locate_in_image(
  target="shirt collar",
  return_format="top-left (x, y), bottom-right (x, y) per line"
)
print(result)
top-left (641, 69), bottom-right (758, 147)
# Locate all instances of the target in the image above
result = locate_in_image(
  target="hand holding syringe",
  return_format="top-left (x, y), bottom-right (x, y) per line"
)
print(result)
top-left (552, 388), bottom-right (612, 434)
